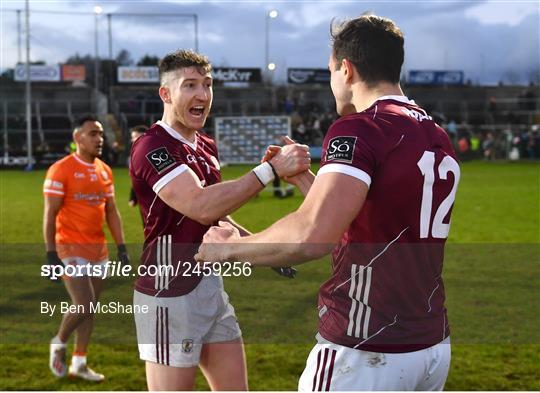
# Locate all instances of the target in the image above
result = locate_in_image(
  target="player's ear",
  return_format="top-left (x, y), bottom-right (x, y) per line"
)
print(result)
top-left (342, 59), bottom-right (355, 84)
top-left (159, 85), bottom-right (171, 104)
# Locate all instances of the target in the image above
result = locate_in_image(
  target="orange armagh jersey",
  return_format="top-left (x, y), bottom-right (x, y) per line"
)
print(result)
top-left (43, 154), bottom-right (114, 261)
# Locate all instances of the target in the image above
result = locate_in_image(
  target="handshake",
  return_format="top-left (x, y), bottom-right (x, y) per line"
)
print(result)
top-left (195, 136), bottom-right (310, 279)
top-left (258, 135), bottom-right (311, 188)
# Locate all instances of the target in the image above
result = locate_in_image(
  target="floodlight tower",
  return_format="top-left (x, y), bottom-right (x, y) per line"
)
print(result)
top-left (265, 10), bottom-right (278, 72)
top-left (94, 5), bottom-right (102, 111)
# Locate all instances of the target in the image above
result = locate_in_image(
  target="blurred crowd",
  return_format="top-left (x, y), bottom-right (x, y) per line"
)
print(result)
top-left (445, 122), bottom-right (540, 161)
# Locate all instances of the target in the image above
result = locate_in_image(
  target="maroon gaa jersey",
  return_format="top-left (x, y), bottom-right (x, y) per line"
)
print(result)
top-left (317, 96), bottom-right (460, 353)
top-left (130, 120), bottom-right (222, 297)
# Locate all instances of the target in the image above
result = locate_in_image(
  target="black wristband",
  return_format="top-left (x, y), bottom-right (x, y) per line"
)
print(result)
top-left (267, 160), bottom-right (280, 179)
top-left (117, 244), bottom-right (127, 254)
top-left (47, 251), bottom-right (59, 259)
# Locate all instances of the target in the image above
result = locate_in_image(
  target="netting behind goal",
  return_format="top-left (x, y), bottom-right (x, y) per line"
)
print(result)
top-left (214, 116), bottom-right (291, 164)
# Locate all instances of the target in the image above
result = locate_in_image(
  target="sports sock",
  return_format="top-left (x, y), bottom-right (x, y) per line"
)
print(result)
top-left (50, 335), bottom-right (66, 348)
top-left (71, 352), bottom-right (87, 370)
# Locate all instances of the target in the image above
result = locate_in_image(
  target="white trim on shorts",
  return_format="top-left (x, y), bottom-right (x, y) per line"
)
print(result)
top-left (61, 257), bottom-right (109, 278)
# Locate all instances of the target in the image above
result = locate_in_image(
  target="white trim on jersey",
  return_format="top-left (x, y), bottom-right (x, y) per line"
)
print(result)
top-left (318, 163), bottom-right (372, 188)
top-left (43, 189), bottom-right (65, 196)
top-left (346, 264), bottom-right (373, 339)
top-left (72, 153), bottom-right (96, 167)
top-left (375, 95), bottom-right (416, 105)
top-left (152, 164), bottom-right (189, 194)
top-left (156, 120), bottom-right (197, 151)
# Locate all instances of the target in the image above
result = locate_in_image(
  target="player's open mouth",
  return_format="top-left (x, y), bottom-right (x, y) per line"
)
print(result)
top-left (189, 106), bottom-right (205, 117)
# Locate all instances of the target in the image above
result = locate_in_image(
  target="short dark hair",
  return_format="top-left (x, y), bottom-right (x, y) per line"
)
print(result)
top-left (74, 113), bottom-right (98, 128)
top-left (130, 124), bottom-right (148, 134)
top-left (158, 49), bottom-right (212, 85)
top-left (330, 14), bottom-right (404, 87)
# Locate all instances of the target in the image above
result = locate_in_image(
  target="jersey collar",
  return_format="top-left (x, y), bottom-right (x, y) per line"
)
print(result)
top-left (375, 95), bottom-right (416, 105)
top-left (156, 120), bottom-right (197, 151)
top-left (72, 153), bottom-right (96, 167)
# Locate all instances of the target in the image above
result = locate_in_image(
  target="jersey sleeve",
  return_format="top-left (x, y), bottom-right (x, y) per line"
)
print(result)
top-left (318, 117), bottom-right (379, 188)
top-left (43, 163), bottom-right (67, 197)
top-left (104, 165), bottom-right (115, 198)
top-left (131, 137), bottom-right (189, 194)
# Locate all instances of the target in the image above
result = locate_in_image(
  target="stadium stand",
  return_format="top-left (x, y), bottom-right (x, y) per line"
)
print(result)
top-left (1, 78), bottom-right (539, 166)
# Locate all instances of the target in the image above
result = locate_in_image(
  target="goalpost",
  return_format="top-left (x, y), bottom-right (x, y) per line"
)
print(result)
top-left (214, 115), bottom-right (294, 195)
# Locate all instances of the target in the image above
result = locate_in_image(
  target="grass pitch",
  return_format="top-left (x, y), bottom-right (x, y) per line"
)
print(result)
top-left (0, 160), bottom-right (539, 390)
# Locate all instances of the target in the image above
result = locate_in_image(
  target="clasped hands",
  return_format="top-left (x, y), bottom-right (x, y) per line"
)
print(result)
top-left (195, 136), bottom-right (309, 278)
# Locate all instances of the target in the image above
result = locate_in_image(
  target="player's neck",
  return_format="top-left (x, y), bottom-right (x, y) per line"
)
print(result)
top-left (74, 150), bottom-right (96, 164)
top-left (160, 115), bottom-right (196, 143)
top-left (353, 83), bottom-right (404, 112)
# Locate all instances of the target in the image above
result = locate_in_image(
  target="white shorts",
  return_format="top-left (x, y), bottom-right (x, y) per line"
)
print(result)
top-left (134, 274), bottom-right (242, 367)
top-left (61, 257), bottom-right (109, 278)
top-left (298, 334), bottom-right (451, 391)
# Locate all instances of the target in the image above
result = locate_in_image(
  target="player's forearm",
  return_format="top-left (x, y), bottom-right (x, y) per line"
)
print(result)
top-left (106, 208), bottom-right (126, 245)
top-left (189, 172), bottom-right (263, 225)
top-left (290, 170), bottom-right (315, 197)
top-left (223, 212), bottom-right (332, 267)
top-left (43, 211), bottom-right (57, 252)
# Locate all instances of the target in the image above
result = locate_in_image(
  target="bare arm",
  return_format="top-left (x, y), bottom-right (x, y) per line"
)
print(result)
top-left (158, 168), bottom-right (264, 225)
top-left (105, 196), bottom-right (126, 246)
top-left (158, 144), bottom-right (310, 225)
top-left (286, 170), bottom-right (315, 197)
top-left (196, 172), bottom-right (368, 267)
top-left (222, 215), bottom-right (251, 236)
top-left (43, 195), bottom-right (63, 252)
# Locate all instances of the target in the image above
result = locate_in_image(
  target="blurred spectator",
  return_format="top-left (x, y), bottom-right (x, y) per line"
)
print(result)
top-left (470, 133), bottom-right (481, 158)
top-left (526, 128), bottom-right (538, 159)
top-left (447, 119), bottom-right (458, 142)
top-left (457, 133), bottom-right (470, 160)
top-left (509, 131), bottom-right (521, 160)
top-left (482, 132), bottom-right (495, 160)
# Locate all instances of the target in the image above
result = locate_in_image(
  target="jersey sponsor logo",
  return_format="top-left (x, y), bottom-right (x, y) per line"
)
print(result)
top-left (44, 179), bottom-right (64, 189)
top-left (402, 107), bottom-right (432, 122)
top-left (74, 172), bottom-right (85, 179)
top-left (326, 136), bottom-right (357, 163)
top-left (146, 147), bottom-right (176, 174)
top-left (186, 154), bottom-right (197, 164)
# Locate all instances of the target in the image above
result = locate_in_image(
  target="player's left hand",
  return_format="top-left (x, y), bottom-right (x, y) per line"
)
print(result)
top-left (262, 145), bottom-right (281, 163)
top-left (272, 266), bottom-right (297, 278)
top-left (195, 221), bottom-right (240, 262)
top-left (117, 244), bottom-right (130, 265)
top-left (205, 221), bottom-right (241, 243)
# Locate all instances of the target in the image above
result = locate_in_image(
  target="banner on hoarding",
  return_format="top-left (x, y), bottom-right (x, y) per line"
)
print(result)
top-left (117, 66), bottom-right (159, 83)
top-left (14, 65), bottom-right (61, 82)
top-left (212, 68), bottom-right (262, 86)
top-left (61, 65), bottom-right (86, 81)
top-left (287, 68), bottom-right (330, 84)
top-left (408, 70), bottom-right (464, 85)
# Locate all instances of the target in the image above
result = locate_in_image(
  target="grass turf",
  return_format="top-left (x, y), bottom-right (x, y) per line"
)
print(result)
top-left (0, 160), bottom-right (539, 390)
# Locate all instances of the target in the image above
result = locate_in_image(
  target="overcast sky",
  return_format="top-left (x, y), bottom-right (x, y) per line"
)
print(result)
top-left (1, 0), bottom-right (539, 84)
